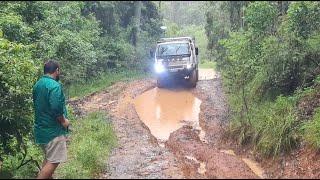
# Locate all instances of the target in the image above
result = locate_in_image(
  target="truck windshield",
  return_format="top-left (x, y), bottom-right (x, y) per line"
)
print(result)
top-left (156, 43), bottom-right (190, 57)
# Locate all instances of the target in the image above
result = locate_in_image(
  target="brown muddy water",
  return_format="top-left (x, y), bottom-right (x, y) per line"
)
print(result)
top-left (132, 69), bottom-right (265, 178)
top-left (133, 87), bottom-right (204, 142)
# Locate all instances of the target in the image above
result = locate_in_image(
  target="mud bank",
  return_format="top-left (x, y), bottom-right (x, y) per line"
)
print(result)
top-left (69, 69), bottom-right (265, 179)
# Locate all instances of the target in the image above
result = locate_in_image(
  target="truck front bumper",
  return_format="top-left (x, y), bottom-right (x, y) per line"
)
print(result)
top-left (156, 67), bottom-right (194, 79)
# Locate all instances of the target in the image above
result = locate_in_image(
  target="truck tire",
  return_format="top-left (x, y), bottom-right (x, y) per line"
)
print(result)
top-left (189, 69), bottom-right (197, 88)
top-left (196, 69), bottom-right (199, 82)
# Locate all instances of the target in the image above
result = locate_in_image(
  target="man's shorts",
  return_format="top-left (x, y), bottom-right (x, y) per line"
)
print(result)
top-left (41, 135), bottom-right (67, 163)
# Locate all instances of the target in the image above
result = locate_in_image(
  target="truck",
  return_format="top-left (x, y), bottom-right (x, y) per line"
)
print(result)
top-left (153, 37), bottom-right (199, 88)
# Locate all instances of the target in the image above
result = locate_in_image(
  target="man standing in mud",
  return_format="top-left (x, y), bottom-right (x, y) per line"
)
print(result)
top-left (33, 60), bottom-right (70, 179)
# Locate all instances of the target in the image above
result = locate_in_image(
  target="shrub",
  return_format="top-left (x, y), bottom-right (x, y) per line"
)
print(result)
top-left (0, 35), bottom-right (38, 156)
top-left (56, 112), bottom-right (117, 178)
top-left (228, 96), bottom-right (299, 157)
top-left (301, 108), bottom-right (320, 149)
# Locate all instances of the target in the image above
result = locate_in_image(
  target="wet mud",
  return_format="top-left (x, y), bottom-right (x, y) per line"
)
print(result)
top-left (165, 126), bottom-right (258, 179)
top-left (69, 69), bottom-right (265, 179)
top-left (132, 69), bottom-right (265, 178)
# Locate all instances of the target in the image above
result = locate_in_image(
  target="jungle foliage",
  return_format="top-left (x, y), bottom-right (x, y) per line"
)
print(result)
top-left (205, 1), bottom-right (320, 157)
top-left (0, 1), bottom-right (162, 178)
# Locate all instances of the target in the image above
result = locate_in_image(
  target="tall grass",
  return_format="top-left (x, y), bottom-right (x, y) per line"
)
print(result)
top-left (199, 60), bottom-right (216, 69)
top-left (228, 95), bottom-right (300, 157)
top-left (66, 69), bottom-right (149, 99)
top-left (301, 108), bottom-right (320, 149)
top-left (1, 108), bottom-right (117, 179)
top-left (55, 112), bottom-right (117, 178)
top-left (1, 68), bottom-right (137, 178)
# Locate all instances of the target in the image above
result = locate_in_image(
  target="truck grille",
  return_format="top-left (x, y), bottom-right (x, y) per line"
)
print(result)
top-left (163, 60), bottom-right (187, 70)
top-left (168, 65), bottom-right (184, 69)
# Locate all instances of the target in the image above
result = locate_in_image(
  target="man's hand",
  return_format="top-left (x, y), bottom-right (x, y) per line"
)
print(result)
top-left (62, 118), bottom-right (70, 129)
top-left (57, 115), bottom-right (70, 129)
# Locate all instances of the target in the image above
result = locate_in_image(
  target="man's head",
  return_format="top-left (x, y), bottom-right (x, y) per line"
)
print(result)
top-left (44, 60), bottom-right (60, 81)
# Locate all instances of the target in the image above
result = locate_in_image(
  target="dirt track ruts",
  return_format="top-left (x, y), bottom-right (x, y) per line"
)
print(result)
top-left (69, 70), bottom-right (264, 179)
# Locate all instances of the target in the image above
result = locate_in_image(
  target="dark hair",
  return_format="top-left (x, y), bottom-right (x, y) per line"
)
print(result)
top-left (44, 60), bottom-right (60, 74)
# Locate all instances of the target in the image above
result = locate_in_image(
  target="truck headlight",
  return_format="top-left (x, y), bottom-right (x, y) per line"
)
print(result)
top-left (186, 63), bottom-right (192, 69)
top-left (155, 63), bottom-right (165, 73)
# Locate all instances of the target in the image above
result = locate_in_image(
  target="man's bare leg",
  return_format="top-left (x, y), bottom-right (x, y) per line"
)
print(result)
top-left (39, 159), bottom-right (52, 179)
top-left (41, 159), bottom-right (47, 168)
top-left (37, 161), bottom-right (59, 179)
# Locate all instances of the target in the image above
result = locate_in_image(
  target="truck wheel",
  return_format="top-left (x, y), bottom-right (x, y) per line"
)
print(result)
top-left (189, 69), bottom-right (197, 88)
top-left (196, 69), bottom-right (199, 82)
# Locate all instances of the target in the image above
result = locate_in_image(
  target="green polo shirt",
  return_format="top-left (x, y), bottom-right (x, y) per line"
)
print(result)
top-left (33, 75), bottom-right (68, 144)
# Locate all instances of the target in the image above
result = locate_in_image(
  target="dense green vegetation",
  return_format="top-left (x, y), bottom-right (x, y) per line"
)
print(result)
top-left (0, 1), bottom-right (161, 178)
top-left (160, 1), bottom-right (210, 62)
top-left (205, 1), bottom-right (320, 157)
top-left (55, 112), bottom-right (117, 179)
top-left (67, 69), bottom-right (149, 99)
top-left (1, 1), bottom-right (319, 178)
top-left (199, 60), bottom-right (216, 69)
top-left (160, 2), bottom-right (216, 70)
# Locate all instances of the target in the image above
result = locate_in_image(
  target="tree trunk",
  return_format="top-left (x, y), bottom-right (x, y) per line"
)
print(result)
top-left (229, 1), bottom-right (247, 31)
top-left (132, 1), bottom-right (142, 47)
top-left (173, 2), bottom-right (179, 25)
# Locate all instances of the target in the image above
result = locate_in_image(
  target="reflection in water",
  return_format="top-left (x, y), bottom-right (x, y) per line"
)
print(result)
top-left (134, 87), bottom-right (202, 141)
top-left (198, 162), bottom-right (206, 174)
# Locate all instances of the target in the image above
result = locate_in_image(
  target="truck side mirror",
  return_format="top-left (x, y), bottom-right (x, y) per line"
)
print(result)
top-left (195, 47), bottom-right (199, 55)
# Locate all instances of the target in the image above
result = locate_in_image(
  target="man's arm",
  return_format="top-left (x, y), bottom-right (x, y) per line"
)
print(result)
top-left (49, 85), bottom-right (69, 129)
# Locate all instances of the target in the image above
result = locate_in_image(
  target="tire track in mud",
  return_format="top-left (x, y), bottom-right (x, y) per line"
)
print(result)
top-left (69, 70), bottom-right (265, 179)
top-left (69, 79), bottom-right (183, 179)
top-left (163, 73), bottom-right (263, 179)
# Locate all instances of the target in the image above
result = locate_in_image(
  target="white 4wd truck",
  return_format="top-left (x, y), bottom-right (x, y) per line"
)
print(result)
top-left (153, 37), bottom-right (199, 88)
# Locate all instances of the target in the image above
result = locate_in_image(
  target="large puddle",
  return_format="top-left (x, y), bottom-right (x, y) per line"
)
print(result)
top-left (133, 88), bottom-right (202, 141)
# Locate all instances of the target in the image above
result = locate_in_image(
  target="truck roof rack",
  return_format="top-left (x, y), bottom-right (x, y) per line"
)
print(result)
top-left (157, 36), bottom-right (195, 44)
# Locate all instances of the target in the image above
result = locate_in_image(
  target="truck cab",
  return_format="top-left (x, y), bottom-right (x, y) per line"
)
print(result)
top-left (153, 37), bottom-right (199, 88)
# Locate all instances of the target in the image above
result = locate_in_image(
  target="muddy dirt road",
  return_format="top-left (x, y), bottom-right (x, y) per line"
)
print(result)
top-left (69, 69), bottom-right (265, 179)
